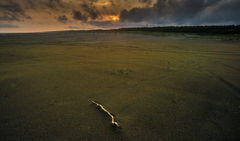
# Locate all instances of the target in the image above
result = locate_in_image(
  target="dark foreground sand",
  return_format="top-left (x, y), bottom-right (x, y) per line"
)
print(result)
top-left (0, 33), bottom-right (240, 140)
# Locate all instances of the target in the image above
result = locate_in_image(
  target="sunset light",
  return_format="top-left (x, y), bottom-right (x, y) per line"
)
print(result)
top-left (0, 0), bottom-right (239, 33)
top-left (109, 15), bottom-right (119, 21)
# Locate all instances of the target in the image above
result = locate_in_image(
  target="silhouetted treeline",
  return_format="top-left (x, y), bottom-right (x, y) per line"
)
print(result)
top-left (105, 25), bottom-right (240, 34)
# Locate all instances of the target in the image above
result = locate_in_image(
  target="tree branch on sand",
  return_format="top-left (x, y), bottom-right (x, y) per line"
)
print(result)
top-left (92, 101), bottom-right (120, 128)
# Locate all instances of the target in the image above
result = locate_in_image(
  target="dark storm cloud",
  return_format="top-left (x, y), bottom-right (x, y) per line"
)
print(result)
top-left (24, 0), bottom-right (73, 11)
top-left (0, 1), bottom-right (24, 13)
top-left (120, 0), bottom-right (240, 25)
top-left (0, 14), bottom-right (32, 21)
top-left (0, 15), bottom-right (20, 21)
top-left (58, 15), bottom-right (68, 23)
top-left (44, 0), bottom-right (64, 9)
top-left (110, 0), bottom-right (115, 6)
top-left (72, 10), bottom-right (88, 22)
top-left (0, 0), bottom-right (32, 21)
top-left (109, 0), bottom-right (121, 7)
top-left (81, 1), bottom-right (100, 20)
top-left (200, 0), bottom-right (240, 24)
top-left (81, 3), bottom-right (89, 9)
top-left (120, 0), bottom-right (220, 22)
top-left (120, 8), bottom-right (152, 22)
top-left (86, 8), bottom-right (99, 20)
top-left (0, 22), bottom-right (19, 28)
top-left (139, 0), bottom-right (152, 5)
top-left (25, 0), bottom-right (35, 9)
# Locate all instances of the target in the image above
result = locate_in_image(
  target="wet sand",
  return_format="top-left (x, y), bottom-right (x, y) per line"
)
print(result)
top-left (0, 33), bottom-right (240, 140)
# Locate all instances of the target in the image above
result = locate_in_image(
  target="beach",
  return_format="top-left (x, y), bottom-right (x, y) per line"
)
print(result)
top-left (1, 32), bottom-right (240, 140)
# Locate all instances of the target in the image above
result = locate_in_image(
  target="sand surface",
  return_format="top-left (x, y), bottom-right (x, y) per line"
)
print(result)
top-left (1, 33), bottom-right (240, 140)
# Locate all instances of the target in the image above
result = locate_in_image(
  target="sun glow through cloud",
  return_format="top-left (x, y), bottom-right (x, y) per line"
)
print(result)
top-left (109, 15), bottom-right (119, 21)
top-left (95, 2), bottom-right (109, 5)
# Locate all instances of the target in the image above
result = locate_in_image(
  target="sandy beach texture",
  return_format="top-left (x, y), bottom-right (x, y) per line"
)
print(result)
top-left (1, 32), bottom-right (240, 140)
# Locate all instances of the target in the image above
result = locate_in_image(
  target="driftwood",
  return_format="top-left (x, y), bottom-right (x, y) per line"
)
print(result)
top-left (92, 101), bottom-right (120, 128)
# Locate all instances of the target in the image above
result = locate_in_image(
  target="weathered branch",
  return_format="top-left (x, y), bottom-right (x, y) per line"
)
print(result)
top-left (92, 101), bottom-right (120, 128)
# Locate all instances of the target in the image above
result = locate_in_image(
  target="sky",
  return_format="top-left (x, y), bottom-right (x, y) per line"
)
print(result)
top-left (0, 0), bottom-right (239, 33)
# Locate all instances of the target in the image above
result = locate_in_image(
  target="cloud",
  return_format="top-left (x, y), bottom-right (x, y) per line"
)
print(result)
top-left (120, 8), bottom-right (152, 23)
top-left (86, 9), bottom-right (99, 20)
top-left (0, 1), bottom-right (25, 14)
top-left (23, 0), bottom-right (73, 11)
top-left (25, 0), bottom-right (35, 9)
top-left (139, 0), bottom-right (152, 5)
top-left (72, 10), bottom-right (88, 22)
top-left (0, 22), bottom-right (19, 28)
top-left (81, 2), bottom-right (89, 9)
top-left (119, 0), bottom-right (240, 25)
top-left (68, 26), bottom-right (82, 29)
top-left (200, 0), bottom-right (240, 24)
top-left (81, 1), bottom-right (100, 20)
top-left (109, 0), bottom-right (115, 6)
top-left (0, 0), bottom-right (32, 21)
top-left (109, 0), bottom-right (122, 7)
top-left (44, 0), bottom-right (64, 9)
top-left (0, 15), bottom-right (21, 21)
top-left (58, 15), bottom-right (68, 23)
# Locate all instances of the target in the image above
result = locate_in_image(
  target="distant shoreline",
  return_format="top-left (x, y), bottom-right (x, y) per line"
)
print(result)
top-left (97, 25), bottom-right (240, 34)
top-left (1, 25), bottom-right (240, 41)
top-left (65, 25), bottom-right (240, 41)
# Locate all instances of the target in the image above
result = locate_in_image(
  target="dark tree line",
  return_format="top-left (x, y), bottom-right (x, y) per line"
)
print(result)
top-left (107, 25), bottom-right (240, 34)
